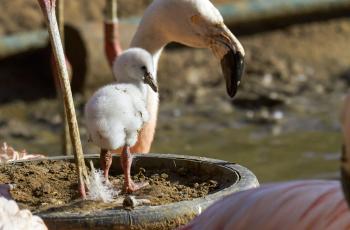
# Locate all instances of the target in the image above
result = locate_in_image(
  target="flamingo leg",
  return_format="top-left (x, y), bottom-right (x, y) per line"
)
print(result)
top-left (100, 149), bottom-right (112, 180)
top-left (55, 0), bottom-right (73, 156)
top-left (121, 146), bottom-right (148, 193)
top-left (104, 0), bottom-right (122, 66)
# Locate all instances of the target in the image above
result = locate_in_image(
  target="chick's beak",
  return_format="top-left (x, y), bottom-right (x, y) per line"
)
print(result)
top-left (144, 72), bottom-right (158, 92)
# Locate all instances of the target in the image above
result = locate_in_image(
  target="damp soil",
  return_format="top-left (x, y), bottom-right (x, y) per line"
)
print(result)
top-left (0, 160), bottom-right (221, 213)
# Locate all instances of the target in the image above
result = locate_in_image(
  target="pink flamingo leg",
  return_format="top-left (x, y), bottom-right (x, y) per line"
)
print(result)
top-left (100, 149), bottom-right (113, 180)
top-left (104, 0), bottom-right (122, 66)
top-left (104, 22), bottom-right (123, 66)
top-left (121, 146), bottom-right (148, 193)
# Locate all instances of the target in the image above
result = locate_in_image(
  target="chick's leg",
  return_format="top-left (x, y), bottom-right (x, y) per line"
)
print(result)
top-left (121, 145), bottom-right (148, 193)
top-left (100, 148), bottom-right (112, 180)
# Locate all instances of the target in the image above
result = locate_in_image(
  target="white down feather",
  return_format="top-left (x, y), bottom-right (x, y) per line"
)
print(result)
top-left (85, 48), bottom-right (155, 150)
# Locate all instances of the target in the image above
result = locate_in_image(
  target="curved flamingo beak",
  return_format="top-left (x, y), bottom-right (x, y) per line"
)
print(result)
top-left (218, 25), bottom-right (245, 98)
top-left (144, 72), bottom-right (158, 93)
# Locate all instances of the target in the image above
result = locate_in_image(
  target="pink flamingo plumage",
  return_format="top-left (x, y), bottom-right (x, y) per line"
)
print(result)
top-left (181, 181), bottom-right (350, 230)
top-left (180, 94), bottom-right (350, 230)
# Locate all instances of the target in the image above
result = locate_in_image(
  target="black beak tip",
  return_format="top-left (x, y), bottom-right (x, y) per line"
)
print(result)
top-left (221, 50), bottom-right (245, 98)
top-left (227, 85), bottom-right (237, 98)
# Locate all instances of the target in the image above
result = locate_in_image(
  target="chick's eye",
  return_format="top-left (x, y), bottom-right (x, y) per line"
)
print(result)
top-left (141, 66), bottom-right (147, 71)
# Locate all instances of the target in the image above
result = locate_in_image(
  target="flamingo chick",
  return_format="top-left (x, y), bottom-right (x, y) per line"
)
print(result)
top-left (85, 48), bottom-right (158, 193)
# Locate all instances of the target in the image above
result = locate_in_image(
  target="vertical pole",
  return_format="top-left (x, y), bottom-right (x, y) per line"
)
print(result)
top-left (38, 0), bottom-right (88, 198)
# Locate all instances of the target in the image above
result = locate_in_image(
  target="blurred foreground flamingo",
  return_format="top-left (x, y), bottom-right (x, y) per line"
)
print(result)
top-left (180, 94), bottom-right (350, 230)
top-left (108, 0), bottom-right (245, 153)
top-left (0, 197), bottom-right (47, 230)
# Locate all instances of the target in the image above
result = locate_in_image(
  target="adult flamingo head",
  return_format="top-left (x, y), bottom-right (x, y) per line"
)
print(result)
top-left (131, 0), bottom-right (245, 98)
top-left (189, 12), bottom-right (245, 97)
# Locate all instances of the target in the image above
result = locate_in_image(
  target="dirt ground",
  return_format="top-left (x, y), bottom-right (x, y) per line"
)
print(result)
top-left (0, 160), bottom-right (220, 212)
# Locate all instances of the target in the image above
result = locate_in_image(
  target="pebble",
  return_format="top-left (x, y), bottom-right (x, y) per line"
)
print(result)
top-left (123, 196), bottom-right (151, 210)
top-left (123, 195), bottom-right (137, 209)
top-left (151, 174), bottom-right (159, 179)
top-left (49, 198), bottom-right (63, 205)
top-left (160, 173), bottom-right (168, 179)
top-left (42, 184), bottom-right (52, 194)
top-left (177, 167), bottom-right (187, 176)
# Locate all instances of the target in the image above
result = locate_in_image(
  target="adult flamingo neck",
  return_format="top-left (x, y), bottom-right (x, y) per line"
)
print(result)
top-left (128, 19), bottom-right (166, 153)
top-left (130, 28), bottom-right (167, 77)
